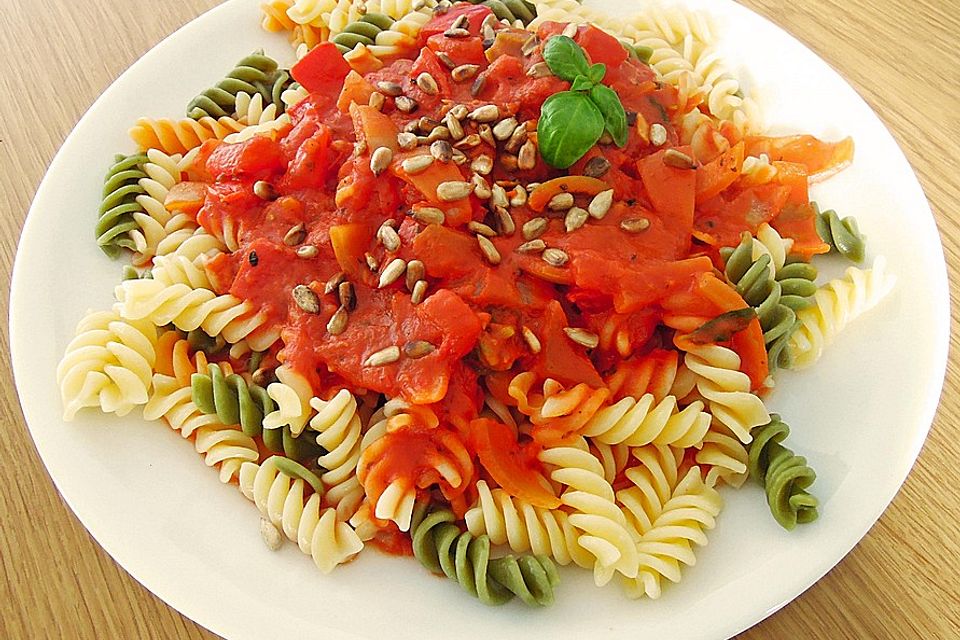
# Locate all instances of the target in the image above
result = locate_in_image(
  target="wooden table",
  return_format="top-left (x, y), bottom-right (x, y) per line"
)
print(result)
top-left (2, 1), bottom-right (959, 637)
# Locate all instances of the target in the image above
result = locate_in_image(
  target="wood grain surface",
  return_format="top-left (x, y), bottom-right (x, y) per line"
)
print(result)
top-left (2, 1), bottom-right (958, 638)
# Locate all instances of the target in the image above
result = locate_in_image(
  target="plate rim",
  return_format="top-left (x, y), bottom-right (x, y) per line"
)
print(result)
top-left (9, 0), bottom-right (951, 638)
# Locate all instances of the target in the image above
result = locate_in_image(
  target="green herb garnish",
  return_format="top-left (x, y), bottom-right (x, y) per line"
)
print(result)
top-left (537, 35), bottom-right (629, 168)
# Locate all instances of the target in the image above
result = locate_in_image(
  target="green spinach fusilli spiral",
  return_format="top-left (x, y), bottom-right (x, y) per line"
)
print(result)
top-left (332, 13), bottom-right (395, 54)
top-left (410, 503), bottom-right (559, 607)
top-left (96, 153), bottom-right (148, 258)
top-left (722, 235), bottom-right (798, 369)
top-left (186, 51), bottom-right (283, 119)
top-left (814, 203), bottom-right (866, 263)
top-left (747, 415), bottom-right (819, 530)
top-left (467, 0), bottom-right (536, 26)
top-left (191, 362), bottom-right (322, 461)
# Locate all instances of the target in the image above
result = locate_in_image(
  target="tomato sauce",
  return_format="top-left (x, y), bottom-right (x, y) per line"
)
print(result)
top-left (190, 9), bottom-right (851, 514)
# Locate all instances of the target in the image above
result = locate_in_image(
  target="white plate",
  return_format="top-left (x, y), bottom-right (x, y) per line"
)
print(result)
top-left (10, 0), bottom-right (949, 638)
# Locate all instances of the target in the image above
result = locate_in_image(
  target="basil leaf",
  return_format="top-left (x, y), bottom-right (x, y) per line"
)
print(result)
top-left (589, 84), bottom-right (628, 147)
top-left (537, 91), bottom-right (604, 169)
top-left (543, 35), bottom-right (590, 82)
top-left (570, 75), bottom-right (595, 92)
top-left (587, 63), bottom-right (606, 84)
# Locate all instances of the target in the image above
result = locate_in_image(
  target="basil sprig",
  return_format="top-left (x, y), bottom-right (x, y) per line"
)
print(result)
top-left (537, 35), bottom-right (629, 168)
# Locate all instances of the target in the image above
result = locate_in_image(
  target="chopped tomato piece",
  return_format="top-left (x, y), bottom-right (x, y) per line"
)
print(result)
top-left (469, 418), bottom-right (560, 509)
top-left (577, 24), bottom-right (628, 68)
top-left (418, 4), bottom-right (492, 42)
top-left (696, 141), bottom-right (744, 203)
top-left (291, 42), bottom-right (352, 94)
top-left (337, 70), bottom-right (377, 112)
top-left (205, 134), bottom-right (285, 181)
top-left (744, 135), bottom-right (854, 180)
top-left (527, 176), bottom-right (610, 211)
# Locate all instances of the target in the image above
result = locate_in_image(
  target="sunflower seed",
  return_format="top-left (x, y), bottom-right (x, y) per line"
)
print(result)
top-left (490, 183), bottom-right (509, 208)
top-left (251, 367), bottom-right (276, 387)
top-left (283, 223), bottom-right (306, 246)
top-left (364, 345), bottom-right (400, 366)
top-left (403, 120), bottom-right (420, 134)
top-left (563, 327), bottom-right (599, 348)
top-left (418, 116), bottom-right (440, 133)
top-left (378, 258), bottom-right (407, 288)
top-left (254, 180), bottom-right (277, 201)
top-left (404, 340), bottom-right (436, 359)
top-left (445, 113), bottom-right (464, 139)
top-left (542, 247), bottom-right (569, 267)
top-left (583, 156), bottom-right (611, 178)
top-left (324, 271), bottom-right (346, 295)
top-left (455, 133), bottom-right (481, 149)
top-left (411, 279), bottom-right (428, 304)
top-left (482, 23), bottom-right (496, 43)
top-left (522, 217), bottom-right (548, 240)
top-left (547, 192), bottom-right (575, 211)
top-left (565, 207), bottom-right (589, 232)
top-left (430, 140), bottom-right (453, 163)
top-left (468, 221), bottom-right (497, 237)
top-left (395, 96), bottom-right (419, 113)
top-left (452, 13), bottom-right (469, 29)
top-left (620, 217), bottom-right (651, 233)
top-left (510, 185), bottom-right (527, 207)
top-left (527, 182), bottom-right (541, 191)
top-left (650, 123), bottom-right (668, 146)
top-left (526, 62), bottom-right (551, 78)
top-left (370, 147), bottom-right (393, 176)
top-left (444, 27), bottom-right (471, 38)
top-left (402, 155), bottom-right (435, 175)
top-left (522, 326), bottom-right (541, 353)
top-left (368, 91), bottom-right (385, 111)
top-left (521, 34), bottom-right (540, 56)
top-left (493, 117), bottom-right (518, 141)
top-left (292, 285), bottom-right (320, 314)
top-left (493, 205), bottom-right (515, 235)
top-left (588, 189), bottom-right (614, 219)
top-left (377, 81), bottom-right (403, 97)
top-left (481, 13), bottom-right (498, 31)
top-left (416, 72), bottom-right (439, 95)
top-left (337, 281), bottom-right (356, 311)
top-left (470, 154), bottom-right (493, 176)
top-left (663, 148), bottom-right (696, 169)
top-left (327, 306), bottom-right (349, 335)
top-left (452, 64), bottom-right (480, 82)
top-left (562, 23), bottom-right (578, 38)
top-left (516, 239), bottom-right (546, 253)
top-left (409, 207), bottom-right (446, 225)
top-left (505, 124), bottom-right (528, 153)
top-left (470, 74), bottom-right (486, 97)
top-left (469, 104), bottom-right (500, 123)
top-left (478, 123), bottom-right (496, 146)
top-left (405, 259), bottom-right (425, 290)
top-left (378, 224), bottom-right (401, 251)
top-left (437, 180), bottom-right (474, 201)
top-left (426, 126), bottom-right (450, 142)
top-left (449, 104), bottom-right (469, 120)
top-left (477, 234), bottom-right (501, 265)
top-left (471, 174), bottom-right (492, 200)
top-left (451, 149), bottom-right (468, 165)
top-left (260, 518), bottom-right (283, 550)
top-left (296, 244), bottom-right (318, 259)
top-left (518, 140), bottom-right (537, 170)
top-left (365, 252), bottom-right (379, 271)
top-left (436, 51), bottom-right (457, 69)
